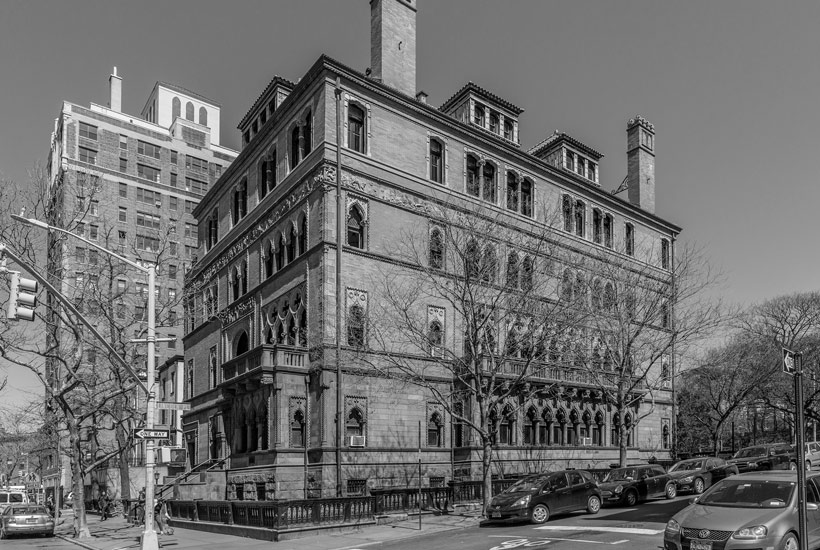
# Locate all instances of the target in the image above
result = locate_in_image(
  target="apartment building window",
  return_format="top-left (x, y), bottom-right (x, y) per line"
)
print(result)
top-left (88, 250), bottom-right (99, 266)
top-left (169, 197), bottom-right (178, 211)
top-left (118, 207), bottom-right (127, 223)
top-left (120, 157), bottom-right (128, 172)
top-left (79, 147), bottom-right (97, 165)
top-left (503, 120), bottom-right (514, 141)
top-left (186, 155), bottom-right (208, 173)
top-left (430, 139), bottom-right (444, 184)
top-left (661, 238), bottom-right (670, 269)
top-left (136, 234), bottom-right (160, 252)
top-left (186, 177), bottom-right (207, 195)
top-left (170, 151), bottom-right (178, 165)
top-left (119, 135), bottom-right (127, 149)
top-left (136, 211), bottom-right (161, 230)
top-left (75, 247), bottom-right (86, 263)
top-left (184, 223), bottom-right (197, 239)
top-left (625, 223), bottom-right (635, 256)
top-left (74, 196), bottom-right (85, 214)
top-left (79, 122), bottom-right (98, 141)
top-left (117, 279), bottom-right (126, 294)
top-left (184, 200), bottom-right (194, 214)
top-left (89, 224), bottom-right (98, 241)
top-left (138, 140), bottom-right (161, 159)
top-left (170, 173), bottom-right (177, 188)
top-left (169, 242), bottom-right (177, 256)
top-left (119, 183), bottom-right (128, 198)
top-left (474, 103), bottom-right (485, 126)
top-left (347, 104), bottom-right (366, 153)
top-left (489, 112), bottom-right (499, 134)
top-left (136, 187), bottom-right (161, 206)
top-left (118, 231), bottom-right (127, 248)
top-left (138, 164), bottom-right (160, 182)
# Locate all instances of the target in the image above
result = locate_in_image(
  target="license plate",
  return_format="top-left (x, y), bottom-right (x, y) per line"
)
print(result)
top-left (26, 518), bottom-right (38, 523)
top-left (492, 511), bottom-right (502, 518)
top-left (690, 540), bottom-right (712, 550)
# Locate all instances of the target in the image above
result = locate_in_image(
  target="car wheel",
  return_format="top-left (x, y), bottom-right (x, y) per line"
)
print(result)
top-left (665, 483), bottom-right (677, 499)
top-left (807, 460), bottom-right (812, 471)
top-left (530, 504), bottom-right (550, 524)
top-left (693, 478), bottom-right (705, 494)
top-left (587, 495), bottom-right (601, 514)
top-left (779, 532), bottom-right (798, 550)
top-left (789, 461), bottom-right (798, 471)
top-left (624, 490), bottom-right (638, 507)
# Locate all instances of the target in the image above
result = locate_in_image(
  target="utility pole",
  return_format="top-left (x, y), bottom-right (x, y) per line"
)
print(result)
top-left (784, 348), bottom-right (808, 550)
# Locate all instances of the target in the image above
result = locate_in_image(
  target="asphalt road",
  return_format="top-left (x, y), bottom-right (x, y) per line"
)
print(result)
top-left (0, 535), bottom-right (75, 550)
top-left (371, 495), bottom-right (692, 550)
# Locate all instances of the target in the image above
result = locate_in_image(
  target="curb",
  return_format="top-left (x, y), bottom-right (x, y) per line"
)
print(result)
top-left (55, 534), bottom-right (101, 550)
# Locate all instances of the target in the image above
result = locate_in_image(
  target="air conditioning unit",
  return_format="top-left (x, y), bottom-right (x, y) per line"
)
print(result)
top-left (579, 437), bottom-right (592, 446)
top-left (348, 436), bottom-right (366, 448)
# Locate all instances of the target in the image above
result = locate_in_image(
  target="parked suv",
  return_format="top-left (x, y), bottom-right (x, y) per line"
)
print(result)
top-left (488, 470), bottom-right (602, 524)
top-left (787, 441), bottom-right (820, 470)
top-left (598, 464), bottom-right (677, 506)
top-left (728, 443), bottom-right (792, 472)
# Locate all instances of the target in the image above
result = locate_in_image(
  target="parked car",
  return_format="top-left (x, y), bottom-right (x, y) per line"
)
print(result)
top-left (599, 464), bottom-right (677, 506)
top-left (0, 490), bottom-right (28, 514)
top-left (667, 457), bottom-right (739, 495)
top-left (788, 441), bottom-right (820, 471)
top-left (0, 504), bottom-right (55, 539)
top-left (727, 443), bottom-right (793, 473)
top-left (663, 471), bottom-right (820, 550)
top-left (487, 470), bottom-right (602, 524)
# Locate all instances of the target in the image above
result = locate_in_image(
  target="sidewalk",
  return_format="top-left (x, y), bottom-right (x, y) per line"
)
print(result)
top-left (55, 510), bottom-right (482, 550)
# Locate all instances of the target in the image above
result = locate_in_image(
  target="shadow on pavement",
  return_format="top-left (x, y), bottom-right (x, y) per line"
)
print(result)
top-left (589, 498), bottom-right (691, 523)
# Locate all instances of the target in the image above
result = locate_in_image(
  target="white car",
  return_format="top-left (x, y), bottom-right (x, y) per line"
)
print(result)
top-left (791, 441), bottom-right (820, 470)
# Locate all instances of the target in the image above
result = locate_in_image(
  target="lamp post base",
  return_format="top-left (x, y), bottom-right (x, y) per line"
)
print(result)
top-left (141, 528), bottom-right (159, 550)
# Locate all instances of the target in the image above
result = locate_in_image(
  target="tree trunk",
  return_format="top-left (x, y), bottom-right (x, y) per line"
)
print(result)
top-left (67, 418), bottom-right (91, 539)
top-left (481, 436), bottom-right (493, 517)
top-left (115, 396), bottom-right (132, 502)
top-left (619, 423), bottom-right (628, 467)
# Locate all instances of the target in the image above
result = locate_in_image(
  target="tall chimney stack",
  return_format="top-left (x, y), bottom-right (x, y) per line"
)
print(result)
top-left (370, 0), bottom-right (417, 96)
top-left (626, 115), bottom-right (655, 214)
top-left (108, 67), bottom-right (122, 112)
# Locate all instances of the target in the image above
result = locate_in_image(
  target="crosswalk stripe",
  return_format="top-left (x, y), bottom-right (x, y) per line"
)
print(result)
top-left (533, 525), bottom-right (663, 535)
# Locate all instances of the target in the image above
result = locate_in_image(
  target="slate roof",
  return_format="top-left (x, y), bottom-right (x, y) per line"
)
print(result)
top-left (439, 81), bottom-right (524, 116)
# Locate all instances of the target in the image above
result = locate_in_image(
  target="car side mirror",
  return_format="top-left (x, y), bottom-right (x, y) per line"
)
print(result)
top-left (809, 503), bottom-right (819, 511)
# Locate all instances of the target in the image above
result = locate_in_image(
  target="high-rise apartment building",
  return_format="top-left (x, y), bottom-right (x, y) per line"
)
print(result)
top-left (42, 70), bottom-right (236, 500)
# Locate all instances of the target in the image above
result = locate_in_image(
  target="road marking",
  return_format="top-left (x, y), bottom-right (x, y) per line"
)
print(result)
top-left (487, 536), bottom-right (630, 547)
top-left (534, 525), bottom-right (663, 535)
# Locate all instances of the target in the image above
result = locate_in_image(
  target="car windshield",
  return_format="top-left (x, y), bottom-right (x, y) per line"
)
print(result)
top-left (505, 475), bottom-right (550, 493)
top-left (669, 460), bottom-right (705, 472)
top-left (698, 479), bottom-right (794, 508)
top-left (603, 468), bottom-right (638, 482)
top-left (734, 447), bottom-right (765, 459)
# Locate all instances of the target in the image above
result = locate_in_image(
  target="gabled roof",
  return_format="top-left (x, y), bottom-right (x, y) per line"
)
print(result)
top-left (439, 81), bottom-right (524, 116)
top-left (529, 130), bottom-right (603, 161)
top-left (238, 75), bottom-right (296, 130)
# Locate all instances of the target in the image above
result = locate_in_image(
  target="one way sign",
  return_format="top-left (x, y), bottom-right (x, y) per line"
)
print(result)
top-left (134, 429), bottom-right (170, 440)
top-left (783, 348), bottom-right (801, 376)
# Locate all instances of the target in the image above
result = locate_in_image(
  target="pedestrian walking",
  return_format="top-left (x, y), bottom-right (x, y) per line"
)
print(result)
top-left (99, 492), bottom-right (111, 521)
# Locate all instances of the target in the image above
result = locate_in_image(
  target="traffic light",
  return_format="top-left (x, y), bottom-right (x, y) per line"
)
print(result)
top-left (7, 272), bottom-right (38, 321)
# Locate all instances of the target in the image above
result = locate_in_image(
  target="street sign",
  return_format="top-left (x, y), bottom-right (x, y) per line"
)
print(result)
top-left (134, 429), bottom-right (170, 440)
top-left (155, 401), bottom-right (191, 411)
top-left (783, 348), bottom-right (802, 376)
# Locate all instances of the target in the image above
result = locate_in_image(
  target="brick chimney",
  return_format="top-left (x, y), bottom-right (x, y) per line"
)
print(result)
top-left (626, 115), bottom-right (655, 213)
top-left (370, 0), bottom-right (416, 96)
top-left (108, 67), bottom-right (122, 112)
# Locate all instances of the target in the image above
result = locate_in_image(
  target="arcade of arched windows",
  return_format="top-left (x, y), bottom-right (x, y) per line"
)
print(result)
top-left (263, 290), bottom-right (307, 349)
top-left (229, 389), bottom-right (271, 455)
top-left (505, 171), bottom-right (533, 218)
top-left (465, 153), bottom-right (497, 204)
top-left (289, 108), bottom-right (313, 171)
top-left (261, 212), bottom-right (308, 280)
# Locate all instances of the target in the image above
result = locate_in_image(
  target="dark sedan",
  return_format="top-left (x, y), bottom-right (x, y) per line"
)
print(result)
top-left (0, 504), bottom-right (55, 539)
top-left (727, 443), bottom-right (792, 473)
top-left (668, 457), bottom-right (739, 495)
top-left (487, 470), bottom-right (602, 524)
top-left (599, 464), bottom-right (677, 506)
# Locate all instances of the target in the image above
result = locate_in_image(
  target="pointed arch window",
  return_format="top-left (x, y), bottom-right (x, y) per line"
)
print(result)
top-left (429, 227), bottom-right (444, 269)
top-left (521, 178), bottom-right (533, 217)
top-left (562, 195), bottom-right (573, 232)
top-left (233, 180), bottom-right (247, 225)
top-left (291, 410), bottom-right (305, 448)
top-left (287, 225), bottom-right (297, 262)
top-left (276, 235), bottom-right (286, 270)
top-left (290, 125), bottom-right (300, 169)
top-left (427, 412), bottom-right (443, 447)
top-left (235, 331), bottom-right (249, 356)
top-left (523, 408), bottom-right (537, 445)
top-left (346, 206), bottom-right (365, 249)
top-left (298, 311), bottom-right (307, 347)
top-left (481, 244), bottom-right (497, 283)
top-left (299, 216), bottom-right (308, 255)
top-left (466, 155), bottom-right (480, 197)
top-left (348, 304), bottom-right (366, 347)
top-left (303, 110), bottom-right (312, 156)
top-left (348, 104), bottom-right (366, 153)
top-left (346, 408), bottom-right (364, 438)
top-left (465, 239), bottom-right (480, 280)
top-left (574, 200), bottom-right (585, 238)
top-left (593, 208), bottom-right (603, 244)
top-left (264, 241), bottom-right (275, 279)
top-left (521, 256), bottom-right (534, 291)
top-left (231, 266), bottom-right (241, 301)
top-left (506, 172), bottom-right (519, 212)
top-left (506, 252), bottom-right (519, 289)
top-left (240, 260), bottom-right (248, 296)
top-left (199, 107), bottom-right (208, 127)
top-left (428, 320), bottom-right (443, 357)
top-left (625, 223), bottom-right (635, 256)
top-left (430, 138), bottom-right (444, 183)
top-left (540, 409), bottom-right (552, 445)
top-left (604, 213), bottom-right (614, 248)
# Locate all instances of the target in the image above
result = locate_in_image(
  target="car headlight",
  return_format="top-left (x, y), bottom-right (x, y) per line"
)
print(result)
top-left (733, 525), bottom-right (767, 540)
top-left (614, 485), bottom-right (623, 494)
top-left (680, 476), bottom-right (693, 483)
top-left (512, 495), bottom-right (531, 508)
top-left (747, 462), bottom-right (759, 469)
top-left (665, 519), bottom-right (681, 534)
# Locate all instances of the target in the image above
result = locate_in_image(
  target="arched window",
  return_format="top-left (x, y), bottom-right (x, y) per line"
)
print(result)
top-left (299, 215), bottom-right (307, 255)
top-left (498, 406), bottom-right (514, 445)
top-left (430, 138), bottom-right (443, 183)
top-left (465, 239), bottom-right (480, 280)
top-left (303, 110), bottom-right (312, 156)
top-left (561, 269), bottom-right (574, 302)
top-left (575, 272), bottom-right (587, 306)
top-left (348, 104), bottom-right (366, 153)
top-left (603, 282), bottom-right (616, 312)
top-left (427, 412), bottom-right (442, 447)
top-left (346, 408), bottom-right (364, 438)
top-left (595, 411), bottom-right (605, 446)
top-left (428, 320), bottom-right (443, 357)
top-left (481, 244), bottom-right (497, 283)
top-left (604, 213), bottom-right (614, 248)
top-left (625, 222), bottom-right (635, 256)
top-left (593, 208), bottom-right (603, 244)
top-left (298, 311), bottom-right (307, 347)
top-left (482, 162), bottom-right (496, 203)
top-left (591, 278), bottom-right (603, 310)
top-left (574, 200), bottom-right (585, 238)
top-left (473, 104), bottom-right (485, 126)
top-left (266, 327), bottom-right (274, 344)
top-left (540, 409), bottom-right (552, 445)
top-left (521, 256), bottom-right (534, 291)
top-left (287, 225), bottom-right (297, 262)
top-left (506, 252), bottom-right (519, 289)
top-left (286, 316), bottom-right (295, 345)
top-left (521, 178), bottom-right (533, 217)
top-left (233, 180), bottom-right (247, 225)
top-left (523, 407), bottom-right (537, 445)
top-left (185, 101), bottom-right (194, 121)
top-left (466, 155), bottom-right (480, 197)
top-left (241, 261), bottom-right (248, 296)
top-left (276, 235), bottom-right (286, 270)
top-left (347, 304), bottom-right (365, 347)
top-left (346, 206), bottom-right (365, 249)
top-left (259, 158), bottom-right (270, 200)
top-left (429, 227), bottom-right (444, 269)
top-left (662, 423), bottom-right (670, 449)
top-left (506, 172), bottom-right (518, 212)
top-left (235, 331), bottom-right (249, 356)
top-left (172, 97), bottom-right (181, 120)
top-left (562, 195), bottom-right (573, 232)
top-left (506, 322), bottom-right (520, 358)
top-left (489, 112), bottom-right (499, 134)
top-left (290, 125), bottom-right (300, 169)
top-left (199, 107), bottom-right (208, 127)
top-left (231, 266), bottom-right (241, 301)
top-left (503, 120), bottom-right (514, 141)
top-left (291, 410), bottom-right (305, 448)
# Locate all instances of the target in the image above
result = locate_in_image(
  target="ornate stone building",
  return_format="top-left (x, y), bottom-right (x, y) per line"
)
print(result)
top-left (182, 0), bottom-right (679, 500)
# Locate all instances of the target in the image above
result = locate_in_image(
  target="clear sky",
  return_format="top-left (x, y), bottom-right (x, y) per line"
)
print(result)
top-left (1, 0), bottom-right (818, 403)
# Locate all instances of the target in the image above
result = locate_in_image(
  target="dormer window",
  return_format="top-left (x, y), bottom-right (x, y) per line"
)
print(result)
top-left (566, 151), bottom-right (575, 172)
top-left (489, 112), bottom-right (499, 134)
top-left (503, 120), bottom-right (513, 141)
top-left (474, 104), bottom-right (485, 127)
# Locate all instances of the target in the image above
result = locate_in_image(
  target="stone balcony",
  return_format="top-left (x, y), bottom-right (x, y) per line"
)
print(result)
top-left (220, 345), bottom-right (307, 391)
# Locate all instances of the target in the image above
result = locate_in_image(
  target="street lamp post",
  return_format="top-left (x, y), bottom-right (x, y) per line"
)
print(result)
top-left (11, 214), bottom-right (161, 550)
